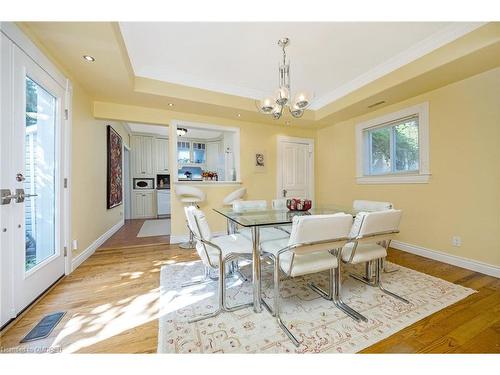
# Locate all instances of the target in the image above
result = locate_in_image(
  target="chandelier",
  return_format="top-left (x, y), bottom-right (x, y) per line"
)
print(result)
top-left (257, 37), bottom-right (313, 120)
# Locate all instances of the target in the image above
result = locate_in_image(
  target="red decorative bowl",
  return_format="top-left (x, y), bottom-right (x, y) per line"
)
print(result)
top-left (286, 198), bottom-right (312, 211)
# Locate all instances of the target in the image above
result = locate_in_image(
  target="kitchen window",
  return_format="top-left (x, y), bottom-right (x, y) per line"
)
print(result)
top-left (356, 102), bottom-right (430, 184)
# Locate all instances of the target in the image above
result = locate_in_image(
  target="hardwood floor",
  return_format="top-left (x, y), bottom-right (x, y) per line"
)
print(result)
top-left (0, 240), bottom-right (498, 353)
top-left (99, 219), bottom-right (170, 249)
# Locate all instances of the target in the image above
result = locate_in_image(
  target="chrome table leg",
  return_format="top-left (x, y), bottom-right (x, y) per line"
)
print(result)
top-left (251, 226), bottom-right (262, 313)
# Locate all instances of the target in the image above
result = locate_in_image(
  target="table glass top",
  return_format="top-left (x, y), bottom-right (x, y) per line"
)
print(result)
top-left (213, 204), bottom-right (360, 227)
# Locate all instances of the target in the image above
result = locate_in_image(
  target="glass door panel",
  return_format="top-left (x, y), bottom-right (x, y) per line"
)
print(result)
top-left (24, 76), bottom-right (56, 271)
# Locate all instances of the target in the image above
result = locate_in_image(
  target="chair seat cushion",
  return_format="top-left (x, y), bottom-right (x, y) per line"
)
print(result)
top-left (341, 242), bottom-right (387, 264)
top-left (261, 239), bottom-right (338, 277)
top-left (238, 227), bottom-right (290, 242)
top-left (197, 233), bottom-right (252, 266)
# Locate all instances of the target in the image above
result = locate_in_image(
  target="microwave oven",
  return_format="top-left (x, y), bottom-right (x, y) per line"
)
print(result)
top-left (133, 178), bottom-right (154, 189)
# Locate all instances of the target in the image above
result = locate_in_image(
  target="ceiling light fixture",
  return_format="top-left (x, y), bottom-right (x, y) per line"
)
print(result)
top-left (168, 103), bottom-right (174, 107)
top-left (257, 38), bottom-right (313, 120)
top-left (82, 55), bottom-right (95, 62)
top-left (237, 113), bottom-right (241, 117)
top-left (176, 127), bottom-right (188, 137)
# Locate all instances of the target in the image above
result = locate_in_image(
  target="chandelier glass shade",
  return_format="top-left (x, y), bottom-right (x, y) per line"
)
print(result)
top-left (257, 38), bottom-right (313, 120)
top-left (176, 127), bottom-right (188, 137)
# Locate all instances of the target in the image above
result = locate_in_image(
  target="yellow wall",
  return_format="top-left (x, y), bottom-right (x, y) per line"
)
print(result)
top-left (317, 67), bottom-right (500, 266)
top-left (71, 85), bottom-right (130, 257)
top-left (93, 102), bottom-right (317, 237)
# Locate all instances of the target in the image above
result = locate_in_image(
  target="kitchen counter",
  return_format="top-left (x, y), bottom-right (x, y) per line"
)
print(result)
top-left (174, 180), bottom-right (242, 186)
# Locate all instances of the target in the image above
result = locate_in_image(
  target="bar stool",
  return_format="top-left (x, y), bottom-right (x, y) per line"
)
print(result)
top-left (222, 187), bottom-right (246, 234)
top-left (175, 185), bottom-right (206, 249)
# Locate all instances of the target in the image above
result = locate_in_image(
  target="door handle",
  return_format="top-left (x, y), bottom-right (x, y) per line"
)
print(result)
top-left (1, 189), bottom-right (15, 205)
top-left (14, 189), bottom-right (38, 203)
top-left (282, 189), bottom-right (287, 197)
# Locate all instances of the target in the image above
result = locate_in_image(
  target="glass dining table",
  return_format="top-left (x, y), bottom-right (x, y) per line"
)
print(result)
top-left (213, 204), bottom-right (359, 313)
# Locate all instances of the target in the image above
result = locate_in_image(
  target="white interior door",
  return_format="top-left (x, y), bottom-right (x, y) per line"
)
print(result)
top-left (1, 36), bottom-right (66, 327)
top-left (277, 137), bottom-right (314, 200)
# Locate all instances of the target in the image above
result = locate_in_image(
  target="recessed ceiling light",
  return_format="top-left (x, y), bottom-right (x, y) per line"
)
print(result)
top-left (167, 103), bottom-right (174, 107)
top-left (82, 55), bottom-right (95, 62)
top-left (237, 113), bottom-right (241, 117)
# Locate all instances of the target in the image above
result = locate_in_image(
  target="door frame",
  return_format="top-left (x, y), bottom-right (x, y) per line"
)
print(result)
top-left (123, 144), bottom-right (131, 220)
top-left (276, 135), bottom-right (315, 201)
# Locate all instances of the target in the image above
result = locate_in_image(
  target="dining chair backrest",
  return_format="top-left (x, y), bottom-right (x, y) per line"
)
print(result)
top-left (185, 206), bottom-right (214, 266)
top-left (353, 200), bottom-right (393, 211)
top-left (351, 209), bottom-right (402, 245)
top-left (185, 206), bottom-right (212, 241)
top-left (272, 199), bottom-right (287, 210)
top-left (288, 213), bottom-right (353, 254)
top-left (233, 200), bottom-right (267, 211)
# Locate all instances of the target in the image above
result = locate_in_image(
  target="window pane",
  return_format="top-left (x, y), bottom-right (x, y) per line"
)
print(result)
top-left (177, 142), bottom-right (190, 163)
top-left (25, 77), bottom-right (56, 271)
top-left (369, 127), bottom-right (391, 174)
top-left (394, 120), bottom-right (419, 172)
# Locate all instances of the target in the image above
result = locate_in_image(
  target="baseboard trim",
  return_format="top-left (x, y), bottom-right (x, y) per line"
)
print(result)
top-left (71, 219), bottom-right (124, 272)
top-left (391, 240), bottom-right (500, 278)
top-left (170, 231), bottom-right (225, 245)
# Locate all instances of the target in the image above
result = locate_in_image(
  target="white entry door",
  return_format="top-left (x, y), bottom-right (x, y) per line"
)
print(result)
top-left (277, 136), bottom-right (314, 199)
top-left (1, 34), bottom-right (67, 328)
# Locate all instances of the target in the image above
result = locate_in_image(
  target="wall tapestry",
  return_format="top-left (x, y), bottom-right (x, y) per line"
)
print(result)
top-left (107, 125), bottom-right (123, 209)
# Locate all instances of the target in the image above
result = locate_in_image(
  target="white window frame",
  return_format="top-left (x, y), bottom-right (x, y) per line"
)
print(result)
top-left (355, 102), bottom-right (430, 184)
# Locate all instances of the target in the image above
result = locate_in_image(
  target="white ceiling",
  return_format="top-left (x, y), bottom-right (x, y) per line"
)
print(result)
top-left (180, 127), bottom-right (222, 140)
top-left (128, 123), bottom-right (168, 135)
top-left (119, 22), bottom-right (482, 110)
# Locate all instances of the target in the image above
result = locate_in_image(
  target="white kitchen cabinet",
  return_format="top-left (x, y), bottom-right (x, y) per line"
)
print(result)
top-left (131, 135), bottom-right (154, 177)
top-left (157, 189), bottom-right (171, 216)
top-left (155, 137), bottom-right (169, 174)
top-left (132, 190), bottom-right (156, 218)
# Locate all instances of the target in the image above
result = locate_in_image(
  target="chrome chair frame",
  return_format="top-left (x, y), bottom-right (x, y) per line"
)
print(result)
top-left (179, 202), bottom-right (199, 250)
top-left (260, 237), bottom-right (366, 347)
top-left (181, 213), bottom-right (253, 323)
top-left (343, 228), bottom-right (410, 304)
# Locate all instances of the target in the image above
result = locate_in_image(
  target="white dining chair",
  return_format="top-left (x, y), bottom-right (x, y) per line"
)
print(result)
top-left (271, 198), bottom-right (292, 234)
top-left (342, 209), bottom-right (410, 304)
top-left (352, 200), bottom-right (395, 279)
top-left (182, 206), bottom-right (254, 323)
top-left (234, 200), bottom-right (290, 242)
top-left (260, 213), bottom-right (365, 347)
top-left (353, 200), bottom-right (393, 211)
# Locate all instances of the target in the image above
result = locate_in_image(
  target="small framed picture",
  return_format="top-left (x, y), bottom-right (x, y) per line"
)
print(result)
top-left (255, 153), bottom-right (265, 167)
top-left (254, 151), bottom-right (266, 173)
